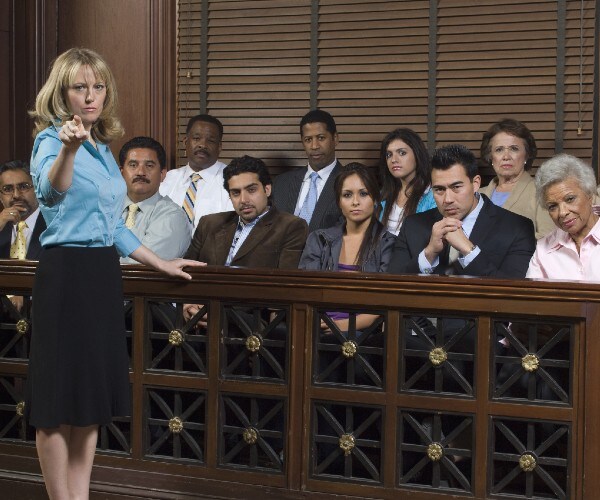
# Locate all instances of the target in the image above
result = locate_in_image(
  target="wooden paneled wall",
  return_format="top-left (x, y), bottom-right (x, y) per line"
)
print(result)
top-left (1, 1), bottom-right (599, 175)
top-left (0, 1), bottom-right (10, 161)
top-left (1, 0), bottom-right (176, 168)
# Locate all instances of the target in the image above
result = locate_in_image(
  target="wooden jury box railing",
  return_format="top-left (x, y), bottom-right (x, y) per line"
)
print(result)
top-left (0, 260), bottom-right (598, 499)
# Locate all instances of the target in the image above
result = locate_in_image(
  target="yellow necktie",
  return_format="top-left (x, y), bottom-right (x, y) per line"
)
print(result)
top-left (10, 221), bottom-right (27, 260)
top-left (125, 203), bottom-right (139, 229)
top-left (183, 173), bottom-right (202, 224)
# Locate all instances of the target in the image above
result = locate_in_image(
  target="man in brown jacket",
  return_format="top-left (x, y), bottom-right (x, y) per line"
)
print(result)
top-left (184, 155), bottom-right (308, 268)
top-left (183, 155), bottom-right (308, 322)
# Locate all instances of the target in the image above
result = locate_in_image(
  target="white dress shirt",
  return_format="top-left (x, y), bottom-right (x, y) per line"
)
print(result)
top-left (11, 207), bottom-right (41, 252)
top-left (418, 194), bottom-right (484, 273)
top-left (159, 161), bottom-right (233, 229)
top-left (293, 159), bottom-right (338, 216)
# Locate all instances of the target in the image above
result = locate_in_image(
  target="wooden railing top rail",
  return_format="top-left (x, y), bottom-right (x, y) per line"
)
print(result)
top-left (0, 260), bottom-right (599, 304)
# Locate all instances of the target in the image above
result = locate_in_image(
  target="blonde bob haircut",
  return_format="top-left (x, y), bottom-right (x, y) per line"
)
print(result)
top-left (30, 47), bottom-right (124, 143)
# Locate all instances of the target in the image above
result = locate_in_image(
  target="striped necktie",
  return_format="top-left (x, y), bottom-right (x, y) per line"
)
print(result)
top-left (298, 171), bottom-right (319, 223)
top-left (125, 203), bottom-right (139, 229)
top-left (183, 173), bottom-right (202, 224)
top-left (10, 221), bottom-right (27, 260)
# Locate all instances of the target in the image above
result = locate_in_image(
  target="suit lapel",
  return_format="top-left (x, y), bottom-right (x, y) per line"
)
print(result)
top-left (0, 225), bottom-right (11, 258)
top-left (215, 215), bottom-right (238, 265)
top-left (503, 174), bottom-right (531, 212)
top-left (310, 161), bottom-right (341, 229)
top-left (286, 169), bottom-right (304, 213)
top-left (26, 216), bottom-right (46, 259)
top-left (468, 196), bottom-right (497, 247)
top-left (232, 210), bottom-right (275, 263)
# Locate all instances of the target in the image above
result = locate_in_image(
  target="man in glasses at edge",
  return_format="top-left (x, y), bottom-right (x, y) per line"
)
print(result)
top-left (0, 160), bottom-right (45, 260)
top-left (0, 160), bottom-right (46, 314)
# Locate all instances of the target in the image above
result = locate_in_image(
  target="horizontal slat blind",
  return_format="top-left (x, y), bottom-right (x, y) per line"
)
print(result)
top-left (437, 0), bottom-right (560, 174)
top-left (177, 0), bottom-right (203, 164)
top-left (179, 0), bottom-right (311, 172)
top-left (562, 0), bottom-right (596, 161)
top-left (177, 0), bottom-right (597, 174)
top-left (318, 1), bottom-right (430, 166)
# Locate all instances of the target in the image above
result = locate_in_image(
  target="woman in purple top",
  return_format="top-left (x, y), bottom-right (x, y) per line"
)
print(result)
top-left (299, 163), bottom-right (395, 333)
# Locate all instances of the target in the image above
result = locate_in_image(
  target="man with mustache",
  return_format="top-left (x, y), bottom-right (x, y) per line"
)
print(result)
top-left (119, 136), bottom-right (190, 264)
top-left (0, 160), bottom-right (45, 260)
top-left (159, 114), bottom-right (233, 229)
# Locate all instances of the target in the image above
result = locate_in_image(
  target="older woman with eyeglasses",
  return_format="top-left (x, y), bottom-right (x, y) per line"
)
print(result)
top-left (526, 154), bottom-right (600, 281)
top-left (479, 118), bottom-right (554, 239)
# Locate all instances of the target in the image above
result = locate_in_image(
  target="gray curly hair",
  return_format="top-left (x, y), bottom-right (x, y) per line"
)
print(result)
top-left (535, 153), bottom-right (597, 206)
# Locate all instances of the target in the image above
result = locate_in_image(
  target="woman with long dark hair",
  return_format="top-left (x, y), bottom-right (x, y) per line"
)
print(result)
top-left (379, 128), bottom-right (435, 235)
top-left (299, 163), bottom-right (395, 332)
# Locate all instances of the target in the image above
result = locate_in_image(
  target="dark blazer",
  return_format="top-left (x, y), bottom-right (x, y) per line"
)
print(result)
top-left (0, 215), bottom-right (46, 260)
top-left (388, 194), bottom-right (535, 278)
top-left (272, 161), bottom-right (343, 233)
top-left (184, 206), bottom-right (308, 269)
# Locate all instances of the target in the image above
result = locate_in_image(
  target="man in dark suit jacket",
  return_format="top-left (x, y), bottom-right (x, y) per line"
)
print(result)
top-left (183, 155), bottom-right (308, 321)
top-left (390, 145), bottom-right (536, 397)
top-left (272, 109), bottom-right (342, 232)
top-left (0, 160), bottom-right (46, 260)
top-left (389, 145), bottom-right (535, 278)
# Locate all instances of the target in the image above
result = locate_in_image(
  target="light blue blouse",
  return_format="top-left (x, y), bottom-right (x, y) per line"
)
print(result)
top-left (379, 187), bottom-right (436, 218)
top-left (30, 126), bottom-right (141, 257)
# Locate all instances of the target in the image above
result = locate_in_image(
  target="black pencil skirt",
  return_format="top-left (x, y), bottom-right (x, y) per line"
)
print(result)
top-left (25, 246), bottom-right (131, 428)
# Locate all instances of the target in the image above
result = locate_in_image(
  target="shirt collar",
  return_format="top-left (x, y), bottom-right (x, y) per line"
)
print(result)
top-left (237, 206), bottom-right (270, 229)
top-left (547, 205), bottom-right (600, 252)
top-left (18, 207), bottom-right (40, 230)
top-left (184, 161), bottom-right (221, 181)
top-left (125, 191), bottom-right (161, 213)
top-left (303, 158), bottom-right (337, 181)
top-left (460, 192), bottom-right (484, 237)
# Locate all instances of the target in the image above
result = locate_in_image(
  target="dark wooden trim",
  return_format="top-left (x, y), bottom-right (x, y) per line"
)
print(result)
top-left (310, 0), bottom-right (318, 110)
top-left (149, 0), bottom-right (177, 167)
top-left (427, 0), bottom-right (437, 154)
top-left (200, 0), bottom-right (208, 113)
top-left (0, 263), bottom-right (597, 498)
top-left (594, 1), bottom-right (599, 175)
top-left (555, 0), bottom-right (566, 153)
top-left (10, 0), bottom-right (57, 161)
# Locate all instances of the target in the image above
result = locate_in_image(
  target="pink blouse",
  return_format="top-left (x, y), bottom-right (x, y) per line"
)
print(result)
top-left (526, 206), bottom-right (600, 282)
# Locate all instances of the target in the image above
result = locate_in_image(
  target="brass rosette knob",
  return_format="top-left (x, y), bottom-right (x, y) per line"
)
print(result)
top-left (168, 329), bottom-right (184, 346)
top-left (16, 319), bottom-right (30, 335)
top-left (429, 347), bottom-right (447, 366)
top-left (341, 340), bottom-right (357, 358)
top-left (15, 401), bottom-right (25, 417)
top-left (339, 433), bottom-right (355, 456)
top-left (519, 452), bottom-right (537, 472)
top-left (521, 353), bottom-right (540, 372)
top-left (243, 427), bottom-right (259, 444)
top-left (427, 442), bottom-right (443, 461)
top-left (245, 334), bottom-right (261, 353)
top-left (168, 416), bottom-right (184, 433)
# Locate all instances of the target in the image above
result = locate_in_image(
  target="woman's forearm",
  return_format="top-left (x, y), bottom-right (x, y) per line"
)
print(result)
top-left (47, 145), bottom-right (77, 192)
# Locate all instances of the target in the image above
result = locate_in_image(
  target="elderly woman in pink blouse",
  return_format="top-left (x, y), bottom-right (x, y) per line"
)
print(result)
top-left (526, 154), bottom-right (600, 281)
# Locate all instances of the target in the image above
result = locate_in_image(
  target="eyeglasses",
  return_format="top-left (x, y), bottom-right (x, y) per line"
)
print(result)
top-left (0, 183), bottom-right (34, 195)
